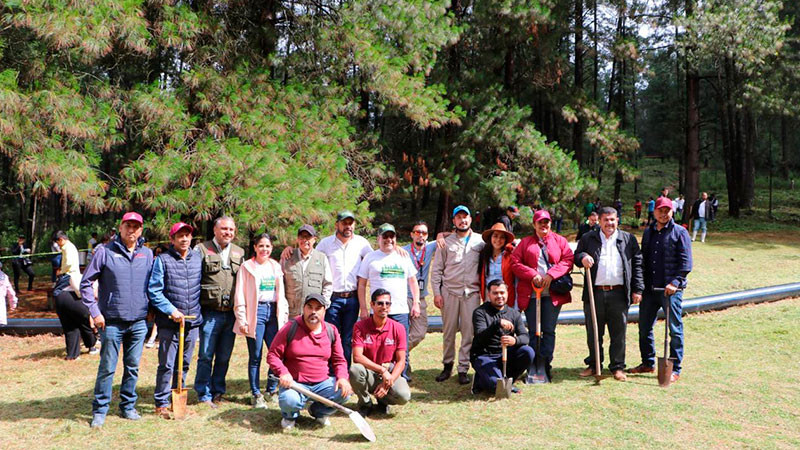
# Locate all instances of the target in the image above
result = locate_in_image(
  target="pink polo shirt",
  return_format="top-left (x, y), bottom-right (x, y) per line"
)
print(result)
top-left (352, 317), bottom-right (407, 365)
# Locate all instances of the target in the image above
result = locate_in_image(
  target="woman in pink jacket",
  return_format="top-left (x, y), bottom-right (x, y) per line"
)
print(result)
top-left (511, 210), bottom-right (574, 382)
top-left (234, 233), bottom-right (289, 408)
top-left (0, 262), bottom-right (19, 326)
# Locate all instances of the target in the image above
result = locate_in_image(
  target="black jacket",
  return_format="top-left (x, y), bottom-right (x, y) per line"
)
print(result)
top-left (574, 229), bottom-right (644, 305)
top-left (471, 302), bottom-right (529, 359)
top-left (690, 199), bottom-right (714, 220)
top-left (576, 223), bottom-right (600, 242)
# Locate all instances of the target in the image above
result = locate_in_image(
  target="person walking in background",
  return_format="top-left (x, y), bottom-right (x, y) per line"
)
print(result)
top-left (81, 212), bottom-right (153, 428)
top-left (634, 199), bottom-right (642, 223)
top-left (646, 197), bottom-right (656, 226)
top-left (147, 222), bottom-right (203, 419)
top-left (10, 235), bottom-right (34, 292)
top-left (576, 211), bottom-right (600, 242)
top-left (233, 232), bottom-right (289, 408)
top-left (194, 216), bottom-right (246, 408)
top-left (496, 206), bottom-right (520, 233)
top-left (0, 262), bottom-right (18, 327)
top-left (709, 193), bottom-right (719, 219)
top-left (281, 225), bottom-right (332, 319)
top-left (53, 230), bottom-right (97, 361)
top-left (690, 192), bottom-right (714, 243)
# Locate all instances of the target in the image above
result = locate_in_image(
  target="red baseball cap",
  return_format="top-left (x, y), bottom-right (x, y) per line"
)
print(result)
top-left (121, 212), bottom-right (143, 224)
top-left (655, 197), bottom-right (673, 210)
top-left (533, 209), bottom-right (551, 223)
top-left (169, 222), bottom-right (194, 238)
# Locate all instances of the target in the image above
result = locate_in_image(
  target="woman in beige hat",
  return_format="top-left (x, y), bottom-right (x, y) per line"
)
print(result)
top-left (478, 223), bottom-right (517, 307)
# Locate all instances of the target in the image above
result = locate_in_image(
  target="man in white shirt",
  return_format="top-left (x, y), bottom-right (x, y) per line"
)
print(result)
top-left (357, 223), bottom-right (420, 380)
top-left (574, 206), bottom-right (644, 381)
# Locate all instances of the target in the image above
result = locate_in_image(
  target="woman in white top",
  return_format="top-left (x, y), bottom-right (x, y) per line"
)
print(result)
top-left (234, 233), bottom-right (289, 408)
top-left (53, 231), bottom-right (97, 360)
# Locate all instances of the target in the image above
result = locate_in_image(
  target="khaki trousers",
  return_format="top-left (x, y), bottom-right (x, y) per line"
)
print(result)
top-left (407, 296), bottom-right (428, 350)
top-left (349, 363), bottom-right (411, 407)
top-left (441, 290), bottom-right (480, 373)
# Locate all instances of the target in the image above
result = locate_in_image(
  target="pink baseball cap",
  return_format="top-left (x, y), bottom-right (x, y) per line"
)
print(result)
top-left (169, 222), bottom-right (194, 237)
top-left (533, 209), bottom-right (551, 223)
top-left (121, 212), bottom-right (143, 224)
top-left (655, 197), bottom-right (673, 210)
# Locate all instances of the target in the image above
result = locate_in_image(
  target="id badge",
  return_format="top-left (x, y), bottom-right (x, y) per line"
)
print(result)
top-left (418, 279), bottom-right (425, 291)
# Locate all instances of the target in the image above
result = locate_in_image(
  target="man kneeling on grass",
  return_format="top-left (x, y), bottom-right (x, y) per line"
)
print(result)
top-left (470, 279), bottom-right (534, 395)
top-left (267, 293), bottom-right (352, 430)
top-left (350, 289), bottom-right (411, 416)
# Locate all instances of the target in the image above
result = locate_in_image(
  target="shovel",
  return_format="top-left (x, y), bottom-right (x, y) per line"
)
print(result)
top-left (171, 315), bottom-right (196, 420)
top-left (289, 381), bottom-right (376, 442)
top-left (655, 289), bottom-right (675, 388)
top-left (495, 343), bottom-right (513, 399)
top-left (526, 283), bottom-right (549, 384)
top-left (584, 270), bottom-right (609, 384)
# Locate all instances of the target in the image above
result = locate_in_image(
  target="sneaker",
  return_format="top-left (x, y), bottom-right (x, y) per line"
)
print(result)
top-left (315, 416), bottom-right (331, 427)
top-left (90, 414), bottom-right (105, 429)
top-left (252, 394), bottom-right (268, 409)
top-left (280, 418), bottom-right (296, 430)
top-left (145, 340), bottom-right (156, 349)
top-left (200, 400), bottom-right (218, 409)
top-left (358, 404), bottom-right (373, 417)
top-left (89, 346), bottom-right (100, 355)
top-left (212, 393), bottom-right (224, 404)
top-left (373, 403), bottom-right (392, 415)
top-left (510, 386), bottom-right (521, 394)
top-left (119, 409), bottom-right (141, 421)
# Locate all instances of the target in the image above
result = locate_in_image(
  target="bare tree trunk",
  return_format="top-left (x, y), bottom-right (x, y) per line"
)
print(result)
top-left (781, 115), bottom-right (790, 179)
top-left (572, 0), bottom-right (585, 165)
top-left (434, 190), bottom-right (453, 235)
top-left (742, 110), bottom-right (756, 209)
top-left (684, 0), bottom-right (700, 220)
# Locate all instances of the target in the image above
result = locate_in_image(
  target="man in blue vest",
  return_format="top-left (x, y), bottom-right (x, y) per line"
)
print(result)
top-left (147, 222), bottom-right (203, 418)
top-left (81, 212), bottom-right (154, 428)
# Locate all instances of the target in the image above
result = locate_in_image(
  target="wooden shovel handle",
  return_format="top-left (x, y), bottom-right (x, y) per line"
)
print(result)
top-left (501, 343), bottom-right (507, 362)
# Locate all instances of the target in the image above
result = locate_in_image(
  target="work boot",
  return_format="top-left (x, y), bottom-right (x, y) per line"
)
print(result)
top-left (627, 364), bottom-right (655, 374)
top-left (579, 367), bottom-right (595, 378)
top-left (154, 406), bottom-right (171, 419)
top-left (435, 363), bottom-right (453, 382)
top-left (457, 372), bottom-right (470, 385)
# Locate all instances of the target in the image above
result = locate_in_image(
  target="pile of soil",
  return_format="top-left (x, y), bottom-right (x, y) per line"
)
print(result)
top-left (8, 281), bottom-right (57, 319)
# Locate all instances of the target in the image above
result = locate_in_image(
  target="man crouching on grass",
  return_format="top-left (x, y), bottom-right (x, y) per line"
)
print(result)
top-left (350, 289), bottom-right (411, 416)
top-left (267, 293), bottom-right (352, 430)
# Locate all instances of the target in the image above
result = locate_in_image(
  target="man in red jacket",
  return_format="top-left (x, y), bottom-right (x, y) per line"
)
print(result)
top-left (510, 210), bottom-right (575, 382)
top-left (267, 293), bottom-right (353, 430)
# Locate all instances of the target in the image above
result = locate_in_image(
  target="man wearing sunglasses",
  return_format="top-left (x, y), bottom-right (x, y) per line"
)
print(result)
top-left (349, 289), bottom-right (411, 416)
top-left (401, 221), bottom-right (437, 378)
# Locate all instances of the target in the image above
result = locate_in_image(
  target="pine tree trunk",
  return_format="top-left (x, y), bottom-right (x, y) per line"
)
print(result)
top-left (742, 110), bottom-right (756, 209)
top-left (434, 190), bottom-right (453, 235)
top-left (781, 115), bottom-right (790, 179)
top-left (684, 0), bottom-right (700, 221)
top-left (572, 0), bottom-right (584, 166)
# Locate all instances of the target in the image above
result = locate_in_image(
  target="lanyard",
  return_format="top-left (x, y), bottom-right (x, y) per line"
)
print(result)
top-left (410, 243), bottom-right (426, 270)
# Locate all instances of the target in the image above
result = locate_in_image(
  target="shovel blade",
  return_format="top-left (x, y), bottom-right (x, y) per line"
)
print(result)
top-left (348, 411), bottom-right (376, 442)
top-left (171, 389), bottom-right (188, 419)
top-left (526, 356), bottom-right (550, 384)
top-left (495, 378), bottom-right (513, 399)
top-left (657, 357), bottom-right (674, 388)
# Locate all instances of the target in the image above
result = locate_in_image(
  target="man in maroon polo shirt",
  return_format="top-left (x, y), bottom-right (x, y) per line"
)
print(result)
top-left (349, 288), bottom-right (411, 416)
top-left (267, 293), bottom-right (352, 430)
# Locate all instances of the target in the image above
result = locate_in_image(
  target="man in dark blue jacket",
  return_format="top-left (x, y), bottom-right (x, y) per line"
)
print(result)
top-left (81, 212), bottom-right (154, 428)
top-left (629, 197), bottom-right (692, 383)
top-left (147, 222), bottom-right (203, 418)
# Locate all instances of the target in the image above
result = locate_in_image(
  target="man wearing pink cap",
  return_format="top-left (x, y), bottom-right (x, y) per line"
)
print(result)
top-left (81, 212), bottom-right (154, 428)
top-left (629, 196), bottom-right (692, 383)
top-left (147, 222), bottom-right (203, 418)
top-left (511, 209), bottom-right (574, 383)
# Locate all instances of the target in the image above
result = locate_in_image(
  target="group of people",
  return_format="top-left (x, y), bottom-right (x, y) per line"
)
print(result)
top-left (4, 194), bottom-right (694, 432)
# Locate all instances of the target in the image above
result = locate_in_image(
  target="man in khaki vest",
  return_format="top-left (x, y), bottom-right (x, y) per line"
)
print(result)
top-left (281, 225), bottom-right (333, 318)
top-left (193, 216), bottom-right (245, 408)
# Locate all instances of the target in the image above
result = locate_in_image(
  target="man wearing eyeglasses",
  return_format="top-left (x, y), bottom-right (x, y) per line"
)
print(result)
top-left (401, 221), bottom-right (437, 378)
top-left (349, 289), bottom-right (411, 416)
top-left (357, 224), bottom-right (420, 381)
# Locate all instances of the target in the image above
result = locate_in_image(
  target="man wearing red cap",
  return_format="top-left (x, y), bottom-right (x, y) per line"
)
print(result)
top-left (629, 197), bottom-right (692, 383)
top-left (147, 222), bottom-right (203, 418)
top-left (81, 212), bottom-right (154, 428)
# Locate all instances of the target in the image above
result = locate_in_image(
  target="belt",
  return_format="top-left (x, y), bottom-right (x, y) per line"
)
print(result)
top-left (332, 291), bottom-right (356, 298)
top-left (595, 285), bottom-right (623, 291)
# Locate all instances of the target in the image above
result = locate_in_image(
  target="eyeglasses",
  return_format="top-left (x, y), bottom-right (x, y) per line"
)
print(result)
top-left (412, 230), bottom-right (428, 235)
top-left (374, 301), bottom-right (392, 307)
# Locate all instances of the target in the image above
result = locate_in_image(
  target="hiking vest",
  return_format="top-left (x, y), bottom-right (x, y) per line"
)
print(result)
top-left (155, 247), bottom-right (203, 328)
top-left (197, 240), bottom-right (244, 310)
top-left (282, 249), bottom-right (327, 316)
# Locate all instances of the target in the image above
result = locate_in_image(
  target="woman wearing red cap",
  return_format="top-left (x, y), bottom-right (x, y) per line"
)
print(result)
top-left (510, 210), bottom-right (574, 382)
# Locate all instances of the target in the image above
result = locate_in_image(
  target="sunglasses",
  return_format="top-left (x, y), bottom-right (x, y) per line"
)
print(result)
top-left (373, 301), bottom-right (392, 307)
top-left (412, 230), bottom-right (428, 235)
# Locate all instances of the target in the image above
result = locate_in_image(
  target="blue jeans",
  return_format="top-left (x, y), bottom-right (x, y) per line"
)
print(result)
top-left (471, 345), bottom-right (535, 392)
top-left (388, 313), bottom-right (410, 380)
top-left (154, 325), bottom-right (199, 408)
top-left (246, 302), bottom-right (279, 396)
top-left (638, 289), bottom-right (684, 373)
top-left (524, 295), bottom-right (562, 372)
top-left (194, 309), bottom-right (236, 402)
top-left (325, 294), bottom-right (359, 366)
top-left (693, 217), bottom-right (707, 232)
top-left (278, 377), bottom-right (348, 420)
top-left (92, 319), bottom-right (148, 416)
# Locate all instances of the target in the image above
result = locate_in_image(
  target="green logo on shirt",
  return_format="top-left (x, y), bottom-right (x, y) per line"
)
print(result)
top-left (380, 264), bottom-right (405, 279)
top-left (259, 277), bottom-right (276, 291)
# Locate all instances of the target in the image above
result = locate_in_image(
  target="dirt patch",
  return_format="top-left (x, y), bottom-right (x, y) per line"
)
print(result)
top-left (8, 281), bottom-right (57, 319)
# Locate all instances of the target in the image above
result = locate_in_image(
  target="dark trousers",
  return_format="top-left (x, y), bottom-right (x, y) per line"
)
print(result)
top-left (154, 325), bottom-right (199, 407)
top-left (471, 346), bottom-right (535, 392)
top-left (325, 294), bottom-right (359, 366)
top-left (638, 289), bottom-right (684, 373)
top-left (11, 262), bottom-right (34, 291)
top-left (524, 295), bottom-right (561, 372)
top-left (388, 313), bottom-right (410, 380)
top-left (54, 291), bottom-right (96, 359)
top-left (583, 287), bottom-right (629, 371)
